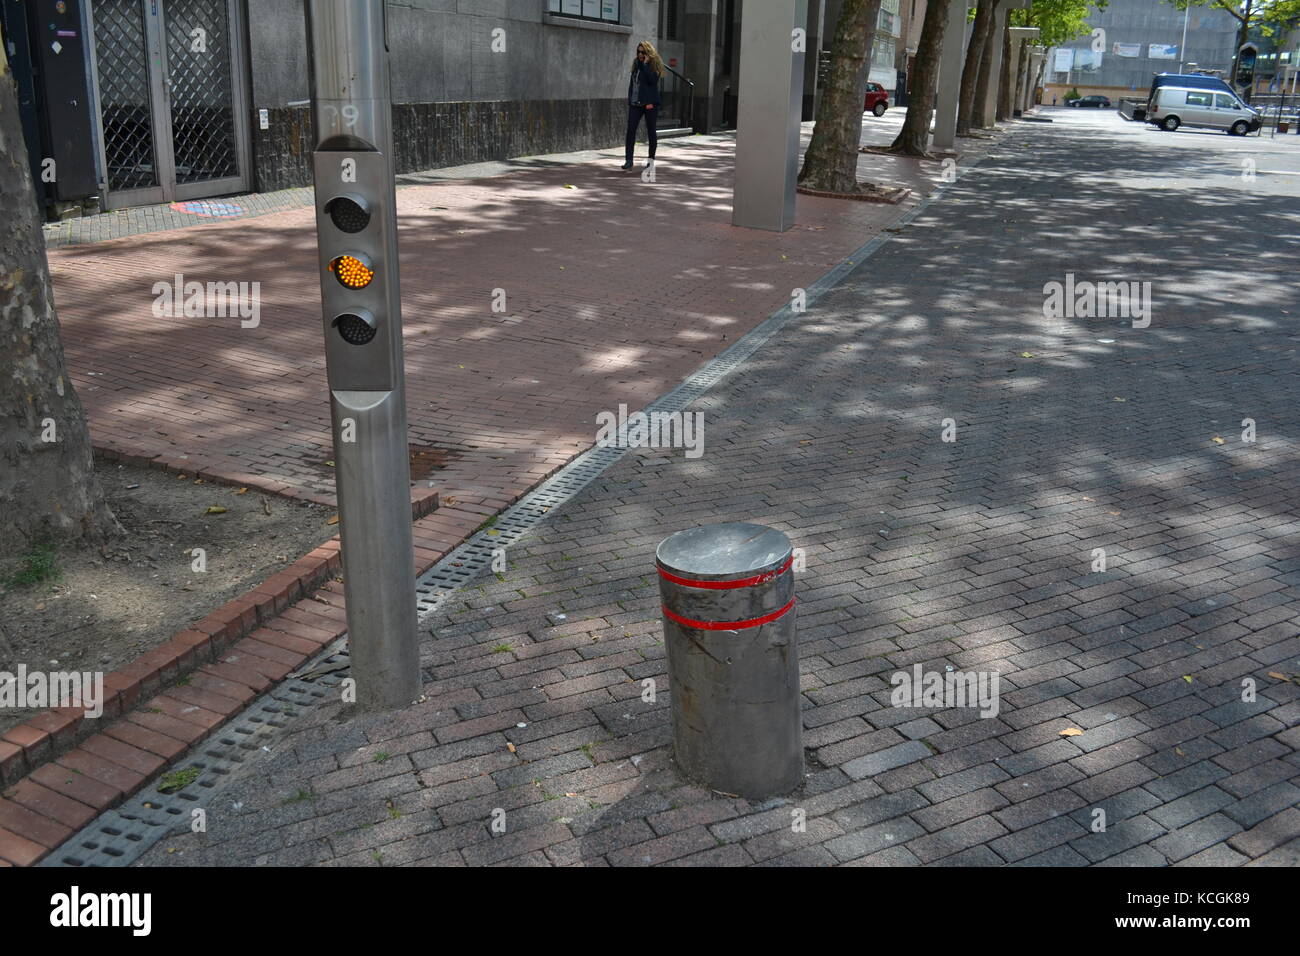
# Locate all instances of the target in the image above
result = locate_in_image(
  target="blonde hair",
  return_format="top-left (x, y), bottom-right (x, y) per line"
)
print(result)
top-left (633, 40), bottom-right (666, 78)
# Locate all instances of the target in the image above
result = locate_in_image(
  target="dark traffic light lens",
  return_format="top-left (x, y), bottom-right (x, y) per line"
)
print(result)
top-left (334, 312), bottom-right (377, 345)
top-left (329, 254), bottom-right (374, 289)
top-left (326, 196), bottom-right (371, 233)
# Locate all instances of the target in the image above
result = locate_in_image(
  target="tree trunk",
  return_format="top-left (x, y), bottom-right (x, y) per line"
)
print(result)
top-left (890, 0), bottom-right (950, 155)
top-left (957, 0), bottom-right (994, 135)
top-left (0, 45), bottom-right (118, 554)
top-left (972, 2), bottom-right (1000, 128)
top-left (797, 0), bottom-right (884, 193)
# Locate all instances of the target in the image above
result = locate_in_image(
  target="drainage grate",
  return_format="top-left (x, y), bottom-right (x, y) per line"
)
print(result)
top-left (38, 645), bottom-right (350, 868)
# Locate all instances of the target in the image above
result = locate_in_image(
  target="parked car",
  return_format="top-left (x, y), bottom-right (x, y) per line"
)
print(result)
top-left (1146, 86), bottom-right (1261, 135)
top-left (1139, 72), bottom-right (1235, 123)
top-left (1067, 95), bottom-right (1111, 108)
top-left (863, 82), bottom-right (889, 117)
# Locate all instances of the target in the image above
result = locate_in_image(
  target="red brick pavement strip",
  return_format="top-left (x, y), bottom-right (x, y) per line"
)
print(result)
top-left (47, 135), bottom-right (944, 522)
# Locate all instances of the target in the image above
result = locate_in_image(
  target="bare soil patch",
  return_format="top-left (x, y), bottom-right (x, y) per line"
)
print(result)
top-left (0, 461), bottom-right (337, 735)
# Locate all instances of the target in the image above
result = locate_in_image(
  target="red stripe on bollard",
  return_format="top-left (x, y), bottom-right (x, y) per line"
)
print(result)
top-left (660, 597), bottom-right (796, 631)
top-left (656, 554), bottom-right (794, 590)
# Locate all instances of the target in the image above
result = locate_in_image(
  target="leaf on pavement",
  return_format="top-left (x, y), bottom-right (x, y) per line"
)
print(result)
top-left (1060, 727), bottom-right (1083, 737)
top-left (204, 506), bottom-right (228, 515)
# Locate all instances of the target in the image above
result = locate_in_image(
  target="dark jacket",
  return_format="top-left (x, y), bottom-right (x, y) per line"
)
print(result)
top-left (629, 61), bottom-right (662, 108)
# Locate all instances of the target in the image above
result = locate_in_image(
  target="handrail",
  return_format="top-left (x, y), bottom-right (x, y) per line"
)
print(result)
top-left (663, 63), bottom-right (695, 90)
top-left (658, 63), bottom-right (696, 132)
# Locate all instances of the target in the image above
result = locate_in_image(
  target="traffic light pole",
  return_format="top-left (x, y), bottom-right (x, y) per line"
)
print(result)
top-left (305, 0), bottom-right (419, 710)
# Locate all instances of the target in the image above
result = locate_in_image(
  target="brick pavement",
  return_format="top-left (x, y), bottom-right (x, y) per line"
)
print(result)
top-left (110, 113), bottom-right (1300, 867)
top-left (45, 120), bottom-right (953, 571)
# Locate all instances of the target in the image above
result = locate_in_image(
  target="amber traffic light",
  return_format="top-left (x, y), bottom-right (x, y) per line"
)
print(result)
top-left (329, 253), bottom-right (375, 290)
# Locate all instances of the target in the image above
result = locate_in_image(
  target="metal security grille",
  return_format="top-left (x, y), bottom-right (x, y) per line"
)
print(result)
top-left (163, 0), bottom-right (238, 184)
top-left (94, 0), bottom-right (158, 190)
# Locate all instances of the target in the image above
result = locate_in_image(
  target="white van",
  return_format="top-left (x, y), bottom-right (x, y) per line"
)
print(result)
top-left (1146, 86), bottom-right (1261, 135)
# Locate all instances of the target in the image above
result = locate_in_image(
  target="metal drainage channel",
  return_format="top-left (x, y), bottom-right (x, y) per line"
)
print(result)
top-left (410, 153), bottom-right (991, 621)
top-left (39, 156), bottom-right (989, 867)
top-left (39, 647), bottom-right (350, 867)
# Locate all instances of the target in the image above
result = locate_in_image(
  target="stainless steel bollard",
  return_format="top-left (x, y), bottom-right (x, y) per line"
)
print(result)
top-left (656, 522), bottom-right (802, 799)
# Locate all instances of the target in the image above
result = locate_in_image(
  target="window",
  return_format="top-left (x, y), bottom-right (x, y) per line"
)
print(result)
top-left (1184, 91), bottom-right (1212, 106)
top-left (870, 35), bottom-right (895, 70)
top-left (547, 0), bottom-right (621, 23)
top-left (1215, 93), bottom-right (1239, 109)
top-left (661, 0), bottom-right (680, 40)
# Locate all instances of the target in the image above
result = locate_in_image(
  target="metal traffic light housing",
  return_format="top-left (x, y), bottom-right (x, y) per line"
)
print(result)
top-left (312, 149), bottom-right (401, 390)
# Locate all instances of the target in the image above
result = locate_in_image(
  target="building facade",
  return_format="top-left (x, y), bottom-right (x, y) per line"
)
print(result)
top-left (4, 0), bottom-right (888, 218)
top-left (1042, 0), bottom-right (1239, 103)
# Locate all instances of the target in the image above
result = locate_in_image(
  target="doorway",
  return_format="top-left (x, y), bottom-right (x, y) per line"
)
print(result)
top-left (89, 0), bottom-right (250, 209)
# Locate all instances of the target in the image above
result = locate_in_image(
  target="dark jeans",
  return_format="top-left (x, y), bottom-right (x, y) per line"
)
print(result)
top-left (625, 104), bottom-right (657, 163)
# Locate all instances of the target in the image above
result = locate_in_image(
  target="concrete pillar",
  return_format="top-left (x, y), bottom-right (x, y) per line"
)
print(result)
top-left (933, 3), bottom-right (971, 152)
top-left (803, 0), bottom-right (826, 120)
top-left (1006, 27), bottom-right (1038, 116)
top-left (684, 0), bottom-right (720, 132)
top-left (1025, 47), bottom-right (1045, 111)
top-left (979, 0), bottom-right (1028, 127)
top-left (733, 0), bottom-right (807, 232)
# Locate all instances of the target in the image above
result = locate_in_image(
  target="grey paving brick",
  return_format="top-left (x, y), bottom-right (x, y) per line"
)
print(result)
top-left (1070, 815), bottom-right (1168, 863)
top-left (1227, 808), bottom-right (1300, 858)
top-left (841, 740), bottom-right (933, 780)
top-left (1142, 759), bottom-right (1231, 801)
top-left (906, 814), bottom-right (1010, 864)
top-left (1150, 813), bottom-right (1243, 863)
top-left (829, 789), bottom-right (930, 830)
top-left (1010, 844), bottom-right (1092, 866)
top-left (1147, 786), bottom-right (1235, 830)
top-left (825, 817), bottom-right (926, 862)
top-left (911, 787), bottom-right (1010, 833)
top-left (1221, 781), bottom-right (1300, 828)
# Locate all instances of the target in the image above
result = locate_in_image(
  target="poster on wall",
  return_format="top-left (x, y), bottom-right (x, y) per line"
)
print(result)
top-left (1053, 48), bottom-right (1074, 73)
top-left (1112, 42), bottom-right (1142, 58)
top-left (1149, 44), bottom-right (1178, 60)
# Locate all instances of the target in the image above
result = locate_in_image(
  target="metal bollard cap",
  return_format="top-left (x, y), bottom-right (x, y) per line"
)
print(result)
top-left (656, 522), bottom-right (792, 584)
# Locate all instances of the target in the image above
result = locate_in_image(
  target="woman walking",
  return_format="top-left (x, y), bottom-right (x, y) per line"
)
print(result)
top-left (623, 41), bottom-right (664, 171)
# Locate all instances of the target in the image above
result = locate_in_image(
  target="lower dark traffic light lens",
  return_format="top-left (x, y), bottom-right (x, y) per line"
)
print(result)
top-left (326, 196), bottom-right (371, 233)
top-left (334, 312), bottom-right (377, 345)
